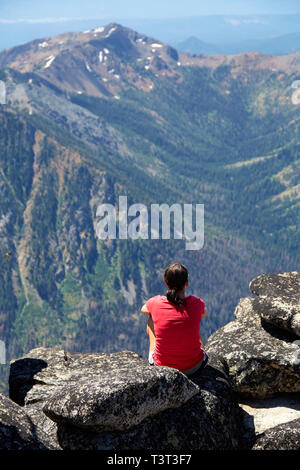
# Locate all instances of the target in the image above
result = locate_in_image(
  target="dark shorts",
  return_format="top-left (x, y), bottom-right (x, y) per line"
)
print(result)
top-left (148, 351), bottom-right (208, 376)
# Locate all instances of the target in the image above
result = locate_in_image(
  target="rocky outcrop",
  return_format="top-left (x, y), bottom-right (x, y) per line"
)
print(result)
top-left (206, 316), bottom-right (300, 399)
top-left (252, 418), bottom-right (300, 450)
top-left (206, 271), bottom-right (300, 449)
top-left (9, 347), bottom-right (243, 450)
top-left (239, 393), bottom-right (300, 435)
top-left (5, 271), bottom-right (300, 450)
top-left (51, 363), bottom-right (242, 450)
top-left (206, 276), bottom-right (300, 399)
top-left (0, 392), bottom-right (51, 450)
top-left (43, 360), bottom-right (199, 431)
top-left (250, 272), bottom-right (300, 336)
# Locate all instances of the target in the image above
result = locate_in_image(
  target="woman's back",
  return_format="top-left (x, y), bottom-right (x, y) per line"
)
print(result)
top-left (146, 294), bottom-right (205, 371)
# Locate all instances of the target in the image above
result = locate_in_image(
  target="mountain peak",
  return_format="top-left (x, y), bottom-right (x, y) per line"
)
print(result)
top-left (0, 23), bottom-right (182, 98)
top-left (0, 23), bottom-right (300, 99)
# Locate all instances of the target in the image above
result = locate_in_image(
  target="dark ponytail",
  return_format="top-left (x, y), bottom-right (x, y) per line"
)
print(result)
top-left (166, 287), bottom-right (184, 306)
top-left (164, 263), bottom-right (188, 306)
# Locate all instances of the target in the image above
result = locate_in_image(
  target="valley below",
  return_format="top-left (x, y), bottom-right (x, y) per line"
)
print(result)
top-left (0, 23), bottom-right (300, 393)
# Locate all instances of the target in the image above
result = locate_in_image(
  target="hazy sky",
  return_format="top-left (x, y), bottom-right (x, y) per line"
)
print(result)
top-left (1, 0), bottom-right (300, 51)
top-left (1, 0), bottom-right (300, 22)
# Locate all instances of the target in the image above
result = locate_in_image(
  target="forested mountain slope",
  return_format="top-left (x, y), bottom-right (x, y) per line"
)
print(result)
top-left (0, 23), bottom-right (299, 392)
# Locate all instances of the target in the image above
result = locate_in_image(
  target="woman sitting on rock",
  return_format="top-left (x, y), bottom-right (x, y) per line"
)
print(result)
top-left (141, 262), bottom-right (208, 376)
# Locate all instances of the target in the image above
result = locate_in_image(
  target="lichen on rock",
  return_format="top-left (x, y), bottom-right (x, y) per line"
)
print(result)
top-left (250, 271), bottom-right (300, 336)
top-left (9, 347), bottom-right (243, 450)
top-left (0, 392), bottom-right (52, 450)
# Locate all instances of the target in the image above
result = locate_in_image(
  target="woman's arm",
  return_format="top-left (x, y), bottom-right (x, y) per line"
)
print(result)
top-left (200, 307), bottom-right (207, 348)
top-left (141, 303), bottom-right (150, 315)
top-left (199, 331), bottom-right (205, 349)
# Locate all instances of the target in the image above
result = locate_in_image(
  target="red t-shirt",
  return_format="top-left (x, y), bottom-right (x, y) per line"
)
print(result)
top-left (146, 294), bottom-right (205, 371)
